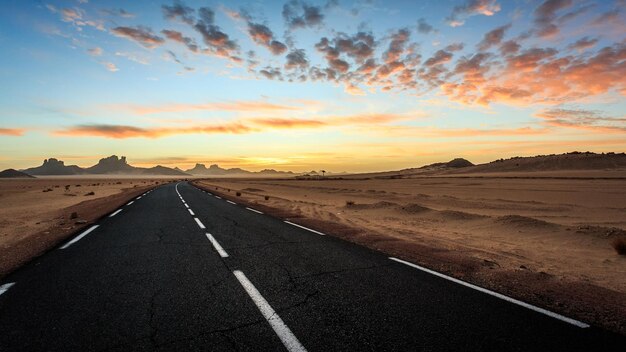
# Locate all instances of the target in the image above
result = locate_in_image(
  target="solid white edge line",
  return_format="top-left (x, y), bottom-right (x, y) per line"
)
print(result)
top-left (60, 225), bottom-right (99, 249)
top-left (246, 207), bottom-right (263, 214)
top-left (109, 209), bottom-right (123, 217)
top-left (388, 257), bottom-right (590, 328)
top-left (233, 270), bottom-right (307, 352)
top-left (0, 282), bottom-right (15, 296)
top-left (215, 196), bottom-right (221, 199)
top-left (136, 196), bottom-right (142, 200)
top-left (194, 217), bottom-right (206, 229)
top-left (127, 201), bottom-right (134, 205)
top-left (284, 221), bottom-right (326, 236)
top-left (226, 200), bottom-right (237, 205)
top-left (188, 209), bottom-right (195, 216)
top-left (206, 233), bottom-right (229, 258)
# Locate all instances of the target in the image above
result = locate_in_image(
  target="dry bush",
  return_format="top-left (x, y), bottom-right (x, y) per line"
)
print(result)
top-left (85, 191), bottom-right (95, 196)
top-left (70, 212), bottom-right (78, 219)
top-left (236, 192), bottom-right (241, 196)
top-left (346, 200), bottom-right (355, 206)
top-left (612, 238), bottom-right (626, 255)
top-left (265, 195), bottom-right (270, 200)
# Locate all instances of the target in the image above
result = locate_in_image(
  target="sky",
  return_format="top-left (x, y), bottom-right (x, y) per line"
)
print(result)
top-left (0, 0), bottom-right (624, 172)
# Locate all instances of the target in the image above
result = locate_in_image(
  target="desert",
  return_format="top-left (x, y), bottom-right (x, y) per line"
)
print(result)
top-left (190, 153), bottom-right (626, 333)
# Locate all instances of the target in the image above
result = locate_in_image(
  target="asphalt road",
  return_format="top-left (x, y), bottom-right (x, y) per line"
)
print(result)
top-left (0, 181), bottom-right (623, 351)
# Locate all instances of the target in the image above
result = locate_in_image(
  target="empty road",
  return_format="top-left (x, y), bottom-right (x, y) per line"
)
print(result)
top-left (0, 182), bottom-right (623, 351)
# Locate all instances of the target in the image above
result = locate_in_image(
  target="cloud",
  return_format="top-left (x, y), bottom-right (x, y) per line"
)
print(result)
top-left (46, 5), bottom-right (104, 31)
top-left (162, 1), bottom-right (195, 24)
top-left (162, 29), bottom-right (198, 52)
top-left (282, 1), bottom-right (325, 29)
top-left (477, 23), bottom-right (511, 51)
top-left (111, 26), bottom-right (164, 48)
top-left (533, 0), bottom-right (573, 38)
top-left (103, 62), bottom-right (119, 72)
top-left (535, 108), bottom-right (626, 132)
top-left (567, 37), bottom-right (598, 52)
top-left (0, 128), bottom-right (25, 136)
top-left (102, 8), bottom-right (135, 18)
top-left (285, 49), bottom-right (309, 70)
top-left (417, 18), bottom-right (436, 34)
top-left (193, 7), bottom-right (240, 59)
top-left (52, 112), bottom-right (413, 139)
top-left (259, 67), bottom-right (283, 80)
top-left (246, 22), bottom-right (287, 55)
top-left (87, 47), bottom-right (103, 56)
top-left (446, 0), bottom-right (501, 27)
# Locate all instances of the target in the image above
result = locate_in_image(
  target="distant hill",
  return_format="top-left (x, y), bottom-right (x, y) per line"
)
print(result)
top-left (0, 169), bottom-right (35, 178)
top-left (445, 152), bottom-right (626, 174)
top-left (420, 158), bottom-right (474, 169)
top-left (21, 155), bottom-right (190, 176)
top-left (184, 163), bottom-right (294, 177)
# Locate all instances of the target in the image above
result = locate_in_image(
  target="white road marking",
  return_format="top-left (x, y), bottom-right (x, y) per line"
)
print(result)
top-left (0, 282), bottom-right (15, 296)
top-left (127, 201), bottom-right (134, 206)
top-left (136, 196), bottom-right (142, 200)
top-left (233, 271), bottom-right (307, 352)
top-left (60, 225), bottom-right (99, 249)
top-left (215, 196), bottom-right (221, 199)
top-left (194, 217), bottom-right (206, 229)
top-left (206, 233), bottom-right (229, 258)
top-left (109, 209), bottom-right (122, 217)
top-left (227, 200), bottom-right (237, 205)
top-left (388, 257), bottom-right (590, 328)
top-left (284, 221), bottom-right (326, 236)
top-left (184, 203), bottom-right (189, 208)
top-left (188, 209), bottom-right (195, 216)
top-left (246, 207), bottom-right (263, 214)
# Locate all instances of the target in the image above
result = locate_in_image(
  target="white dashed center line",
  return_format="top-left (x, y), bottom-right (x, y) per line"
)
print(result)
top-left (188, 209), bottom-right (195, 216)
top-left (206, 233), bottom-right (229, 258)
top-left (194, 217), bottom-right (206, 229)
top-left (215, 196), bottom-right (222, 199)
top-left (233, 271), bottom-right (307, 352)
top-left (127, 201), bottom-right (134, 205)
top-left (226, 200), bottom-right (237, 205)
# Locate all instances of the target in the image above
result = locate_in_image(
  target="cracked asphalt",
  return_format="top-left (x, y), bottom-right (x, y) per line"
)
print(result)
top-left (0, 181), bottom-right (624, 351)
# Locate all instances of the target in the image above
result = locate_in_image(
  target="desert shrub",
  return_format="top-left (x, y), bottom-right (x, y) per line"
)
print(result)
top-left (236, 192), bottom-right (241, 196)
top-left (43, 188), bottom-right (52, 192)
top-left (346, 200), bottom-right (355, 206)
top-left (85, 191), bottom-right (95, 196)
top-left (612, 238), bottom-right (626, 255)
top-left (75, 184), bottom-right (81, 187)
top-left (65, 185), bottom-right (70, 191)
top-left (70, 212), bottom-right (78, 219)
top-left (116, 181), bottom-right (122, 184)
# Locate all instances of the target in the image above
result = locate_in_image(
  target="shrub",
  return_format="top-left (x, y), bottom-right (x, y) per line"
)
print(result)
top-left (70, 212), bottom-right (78, 219)
top-left (264, 195), bottom-right (270, 200)
top-left (346, 200), bottom-right (355, 206)
top-left (85, 191), bottom-right (95, 196)
top-left (236, 192), bottom-right (241, 196)
top-left (612, 238), bottom-right (626, 255)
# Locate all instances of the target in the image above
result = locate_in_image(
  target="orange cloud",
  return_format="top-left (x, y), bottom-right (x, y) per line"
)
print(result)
top-left (535, 108), bottom-right (626, 132)
top-left (52, 112), bottom-right (416, 139)
top-left (0, 128), bottom-right (25, 136)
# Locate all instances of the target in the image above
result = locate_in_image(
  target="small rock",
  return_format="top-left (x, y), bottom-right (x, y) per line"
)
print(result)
top-left (519, 265), bottom-right (528, 270)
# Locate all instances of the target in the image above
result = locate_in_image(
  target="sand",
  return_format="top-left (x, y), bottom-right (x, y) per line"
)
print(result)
top-left (0, 177), bottom-right (166, 277)
top-left (194, 175), bottom-right (626, 332)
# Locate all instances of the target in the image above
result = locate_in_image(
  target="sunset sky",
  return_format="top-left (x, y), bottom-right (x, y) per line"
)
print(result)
top-left (0, 0), bottom-right (624, 172)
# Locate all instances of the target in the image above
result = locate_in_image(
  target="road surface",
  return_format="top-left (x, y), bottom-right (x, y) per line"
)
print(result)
top-left (0, 182), bottom-right (623, 351)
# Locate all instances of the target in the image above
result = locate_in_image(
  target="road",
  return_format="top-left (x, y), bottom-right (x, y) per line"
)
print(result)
top-left (0, 181), bottom-right (623, 351)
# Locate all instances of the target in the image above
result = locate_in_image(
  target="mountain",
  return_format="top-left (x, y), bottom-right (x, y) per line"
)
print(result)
top-left (142, 165), bottom-right (189, 176)
top-left (22, 158), bottom-right (84, 175)
top-left (0, 169), bottom-right (35, 178)
top-left (21, 155), bottom-right (190, 176)
top-left (85, 155), bottom-right (135, 174)
top-left (184, 163), bottom-right (297, 176)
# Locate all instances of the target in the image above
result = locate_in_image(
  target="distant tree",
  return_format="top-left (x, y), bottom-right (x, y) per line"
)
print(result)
top-left (320, 170), bottom-right (326, 177)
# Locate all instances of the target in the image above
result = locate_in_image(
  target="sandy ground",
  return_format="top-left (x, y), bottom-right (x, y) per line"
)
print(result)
top-left (195, 176), bottom-right (626, 332)
top-left (0, 177), bottom-right (166, 277)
